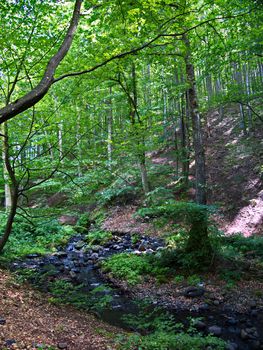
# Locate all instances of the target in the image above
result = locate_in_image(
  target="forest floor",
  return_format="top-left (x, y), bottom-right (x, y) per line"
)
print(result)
top-left (0, 269), bottom-right (119, 350)
top-left (205, 106), bottom-right (263, 236)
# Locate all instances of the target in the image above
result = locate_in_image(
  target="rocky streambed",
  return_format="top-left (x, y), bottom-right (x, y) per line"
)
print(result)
top-left (11, 233), bottom-right (263, 350)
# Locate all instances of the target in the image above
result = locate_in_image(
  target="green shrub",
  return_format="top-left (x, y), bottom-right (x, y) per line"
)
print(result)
top-left (48, 279), bottom-right (112, 311)
top-left (187, 274), bottom-right (201, 286)
top-left (102, 253), bottom-right (173, 285)
top-left (220, 234), bottom-right (263, 261)
top-left (98, 176), bottom-right (140, 205)
top-left (144, 187), bottom-right (174, 206)
top-left (86, 230), bottom-right (112, 246)
top-left (75, 213), bottom-right (92, 234)
top-left (118, 305), bottom-right (225, 350)
top-left (119, 331), bottom-right (225, 350)
top-left (102, 253), bottom-right (151, 285)
top-left (0, 214), bottom-right (74, 262)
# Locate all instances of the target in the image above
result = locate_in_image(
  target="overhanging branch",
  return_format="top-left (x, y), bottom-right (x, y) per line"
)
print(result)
top-left (0, 0), bottom-right (83, 125)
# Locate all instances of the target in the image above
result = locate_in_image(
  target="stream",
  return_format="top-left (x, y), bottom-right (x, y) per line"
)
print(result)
top-left (11, 233), bottom-right (263, 350)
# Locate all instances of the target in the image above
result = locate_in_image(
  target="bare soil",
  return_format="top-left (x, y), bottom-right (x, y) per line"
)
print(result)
top-left (0, 269), bottom-right (120, 350)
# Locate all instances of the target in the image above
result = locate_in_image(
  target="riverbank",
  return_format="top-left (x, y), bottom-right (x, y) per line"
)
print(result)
top-left (0, 268), bottom-right (119, 350)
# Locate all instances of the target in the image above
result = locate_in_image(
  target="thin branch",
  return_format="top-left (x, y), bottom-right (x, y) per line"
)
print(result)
top-left (53, 9), bottom-right (255, 84)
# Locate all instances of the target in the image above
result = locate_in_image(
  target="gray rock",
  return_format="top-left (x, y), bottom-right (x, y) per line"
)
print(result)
top-left (240, 329), bottom-right (248, 340)
top-left (5, 340), bottom-right (16, 346)
top-left (245, 327), bottom-right (259, 339)
top-left (250, 301), bottom-right (257, 308)
top-left (251, 310), bottom-right (258, 317)
top-left (0, 318), bottom-right (6, 325)
top-left (228, 326), bottom-right (240, 335)
top-left (199, 303), bottom-right (209, 311)
top-left (26, 253), bottom-right (40, 259)
top-left (183, 286), bottom-right (205, 298)
top-left (90, 253), bottom-right (99, 260)
top-left (69, 271), bottom-right (77, 279)
top-left (54, 251), bottom-right (67, 258)
top-left (57, 342), bottom-right (68, 349)
top-left (194, 320), bottom-right (206, 330)
top-left (227, 318), bottom-right (238, 326)
top-left (208, 325), bottom-right (222, 336)
top-left (75, 241), bottom-right (86, 249)
top-left (225, 342), bottom-right (238, 350)
top-left (92, 245), bottom-right (103, 252)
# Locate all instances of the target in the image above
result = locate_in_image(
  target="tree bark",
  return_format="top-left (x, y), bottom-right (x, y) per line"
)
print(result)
top-left (0, 124), bottom-right (19, 253)
top-left (183, 34), bottom-right (207, 205)
top-left (107, 86), bottom-right (113, 171)
top-left (131, 63), bottom-right (150, 195)
top-left (0, 0), bottom-right (82, 125)
top-left (1, 124), bottom-right (12, 209)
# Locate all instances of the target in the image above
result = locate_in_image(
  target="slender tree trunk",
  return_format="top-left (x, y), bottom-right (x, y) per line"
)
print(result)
top-left (58, 122), bottom-right (63, 159)
top-left (1, 124), bottom-right (12, 209)
top-left (239, 103), bottom-right (247, 135)
top-left (183, 34), bottom-right (207, 205)
top-left (180, 93), bottom-right (189, 185)
top-left (76, 104), bottom-right (82, 177)
top-left (131, 63), bottom-right (150, 195)
top-left (0, 188), bottom-right (18, 253)
top-left (139, 155), bottom-right (150, 194)
top-left (0, 124), bottom-right (19, 253)
top-left (107, 86), bottom-right (113, 171)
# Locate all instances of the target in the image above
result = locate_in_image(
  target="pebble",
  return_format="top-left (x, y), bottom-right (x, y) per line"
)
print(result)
top-left (57, 342), bottom-right (68, 349)
top-left (240, 329), bottom-right (248, 340)
top-left (0, 318), bottom-right (6, 325)
top-left (194, 320), bottom-right (206, 330)
top-left (227, 318), bottom-right (238, 326)
top-left (199, 303), bottom-right (209, 311)
top-left (90, 253), bottom-right (99, 260)
top-left (208, 325), bottom-right (222, 336)
top-left (225, 342), bottom-right (238, 350)
top-left (5, 339), bottom-right (16, 346)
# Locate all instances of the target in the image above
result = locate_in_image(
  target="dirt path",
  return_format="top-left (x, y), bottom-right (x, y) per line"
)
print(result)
top-left (0, 269), bottom-right (119, 350)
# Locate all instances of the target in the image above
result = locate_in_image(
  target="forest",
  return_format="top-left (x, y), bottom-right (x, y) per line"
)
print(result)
top-left (0, 0), bottom-right (262, 349)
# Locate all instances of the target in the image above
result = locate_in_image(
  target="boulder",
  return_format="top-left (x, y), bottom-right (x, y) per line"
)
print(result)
top-left (208, 325), bottom-right (222, 336)
top-left (183, 286), bottom-right (205, 298)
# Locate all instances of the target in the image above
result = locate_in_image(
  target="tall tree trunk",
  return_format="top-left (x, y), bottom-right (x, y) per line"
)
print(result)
top-left (131, 63), bottom-right (150, 195)
top-left (107, 86), bottom-right (113, 171)
top-left (76, 104), bottom-right (82, 177)
top-left (183, 34), bottom-right (207, 205)
top-left (183, 34), bottom-right (211, 258)
top-left (180, 93), bottom-right (189, 185)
